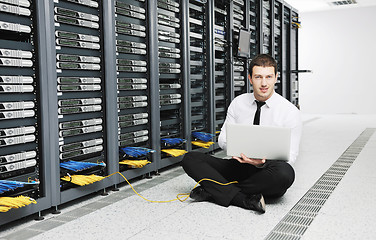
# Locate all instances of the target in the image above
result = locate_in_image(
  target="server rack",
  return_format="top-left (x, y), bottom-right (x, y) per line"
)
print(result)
top-left (157, 0), bottom-right (187, 168)
top-left (113, 0), bottom-right (158, 181)
top-left (0, 0), bottom-right (299, 225)
top-left (281, 2), bottom-right (299, 106)
top-left (212, 0), bottom-right (230, 148)
top-left (50, 0), bottom-right (116, 205)
top-left (232, 0), bottom-right (249, 97)
top-left (186, 0), bottom-right (214, 153)
top-left (0, 0), bottom-right (52, 224)
top-left (290, 9), bottom-right (299, 107)
top-left (274, 0), bottom-right (283, 96)
top-left (249, 0), bottom-right (259, 59)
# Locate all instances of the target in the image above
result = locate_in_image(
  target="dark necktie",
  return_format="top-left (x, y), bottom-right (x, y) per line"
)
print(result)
top-left (253, 101), bottom-right (266, 125)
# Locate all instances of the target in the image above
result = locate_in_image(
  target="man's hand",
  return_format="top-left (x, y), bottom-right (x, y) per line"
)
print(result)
top-left (232, 153), bottom-right (266, 167)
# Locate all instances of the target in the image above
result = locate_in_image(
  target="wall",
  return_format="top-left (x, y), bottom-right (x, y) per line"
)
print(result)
top-left (298, 6), bottom-right (376, 114)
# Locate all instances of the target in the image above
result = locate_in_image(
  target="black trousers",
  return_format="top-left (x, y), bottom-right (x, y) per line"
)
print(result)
top-left (182, 152), bottom-right (295, 207)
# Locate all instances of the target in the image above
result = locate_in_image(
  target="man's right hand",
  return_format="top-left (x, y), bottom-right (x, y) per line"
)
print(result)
top-left (232, 153), bottom-right (266, 167)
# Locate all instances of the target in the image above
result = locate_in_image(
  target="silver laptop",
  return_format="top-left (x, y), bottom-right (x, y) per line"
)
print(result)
top-left (226, 123), bottom-right (291, 161)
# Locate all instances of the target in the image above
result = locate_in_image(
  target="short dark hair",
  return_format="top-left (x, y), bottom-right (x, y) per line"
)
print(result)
top-left (249, 54), bottom-right (277, 76)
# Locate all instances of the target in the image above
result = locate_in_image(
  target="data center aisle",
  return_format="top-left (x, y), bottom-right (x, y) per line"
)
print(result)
top-left (1, 114), bottom-right (376, 240)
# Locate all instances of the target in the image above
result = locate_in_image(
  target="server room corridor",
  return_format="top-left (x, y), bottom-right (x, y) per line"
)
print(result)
top-left (1, 113), bottom-right (376, 239)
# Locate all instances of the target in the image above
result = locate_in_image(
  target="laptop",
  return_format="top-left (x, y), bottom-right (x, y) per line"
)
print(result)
top-left (226, 123), bottom-right (291, 161)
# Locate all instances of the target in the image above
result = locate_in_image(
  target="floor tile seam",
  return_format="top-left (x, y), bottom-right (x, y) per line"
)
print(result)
top-left (265, 128), bottom-right (375, 240)
top-left (3, 166), bottom-right (186, 240)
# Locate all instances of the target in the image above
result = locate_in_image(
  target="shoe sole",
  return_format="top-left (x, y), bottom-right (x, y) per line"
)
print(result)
top-left (259, 194), bottom-right (266, 213)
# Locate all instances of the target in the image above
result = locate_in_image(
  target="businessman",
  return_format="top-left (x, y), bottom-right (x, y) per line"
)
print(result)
top-left (182, 54), bottom-right (302, 213)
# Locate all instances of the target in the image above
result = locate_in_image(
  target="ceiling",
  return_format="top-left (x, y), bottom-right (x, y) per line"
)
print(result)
top-left (283, 0), bottom-right (376, 12)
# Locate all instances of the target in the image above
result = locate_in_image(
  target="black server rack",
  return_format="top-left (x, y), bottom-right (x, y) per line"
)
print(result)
top-left (290, 9), bottom-right (299, 107)
top-left (0, 0), bottom-right (51, 224)
top-left (232, 0), bottom-right (248, 97)
top-left (114, 0), bottom-right (158, 180)
top-left (274, 0), bottom-right (283, 96)
top-left (213, 0), bottom-right (230, 145)
top-left (48, 0), bottom-right (114, 205)
top-left (282, 2), bottom-right (299, 107)
top-left (249, 0), bottom-right (259, 59)
top-left (157, 0), bottom-right (187, 168)
top-left (261, 0), bottom-right (272, 55)
top-left (187, 0), bottom-right (214, 153)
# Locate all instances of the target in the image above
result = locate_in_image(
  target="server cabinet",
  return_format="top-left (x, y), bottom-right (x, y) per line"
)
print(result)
top-left (273, 0), bottom-right (283, 96)
top-left (47, 0), bottom-right (115, 205)
top-left (249, 0), bottom-right (259, 59)
top-left (157, 0), bottom-right (187, 168)
top-left (113, 0), bottom-right (158, 180)
top-left (213, 0), bottom-right (231, 147)
top-left (0, 0), bottom-right (52, 225)
top-left (290, 9), bottom-right (299, 107)
top-left (232, 0), bottom-right (248, 97)
top-left (261, 0), bottom-right (272, 55)
top-left (282, 2), bottom-right (299, 107)
top-left (186, 0), bottom-right (214, 153)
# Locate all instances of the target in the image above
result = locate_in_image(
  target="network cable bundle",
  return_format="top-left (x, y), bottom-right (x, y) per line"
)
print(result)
top-left (0, 180), bottom-right (39, 213)
top-left (160, 138), bottom-right (187, 157)
top-left (191, 131), bottom-right (215, 148)
top-left (0, 180), bottom-right (39, 196)
top-left (119, 147), bottom-right (154, 169)
top-left (192, 131), bottom-right (215, 142)
top-left (60, 160), bottom-right (106, 188)
top-left (160, 137), bottom-right (186, 148)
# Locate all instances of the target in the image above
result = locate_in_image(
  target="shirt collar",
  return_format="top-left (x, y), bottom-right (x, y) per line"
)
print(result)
top-left (251, 91), bottom-right (277, 108)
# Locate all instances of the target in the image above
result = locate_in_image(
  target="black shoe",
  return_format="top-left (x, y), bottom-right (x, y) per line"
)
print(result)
top-left (189, 186), bottom-right (213, 202)
top-left (243, 194), bottom-right (266, 214)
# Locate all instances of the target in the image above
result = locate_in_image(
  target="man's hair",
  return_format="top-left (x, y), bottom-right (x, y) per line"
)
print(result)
top-left (249, 54), bottom-right (277, 76)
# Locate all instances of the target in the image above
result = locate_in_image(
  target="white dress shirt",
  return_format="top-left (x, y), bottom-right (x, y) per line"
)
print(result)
top-left (218, 91), bottom-right (302, 164)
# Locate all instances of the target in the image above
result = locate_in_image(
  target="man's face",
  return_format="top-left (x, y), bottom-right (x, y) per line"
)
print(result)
top-left (249, 66), bottom-right (277, 102)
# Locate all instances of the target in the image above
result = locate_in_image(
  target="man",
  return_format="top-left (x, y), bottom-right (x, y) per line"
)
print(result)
top-left (182, 54), bottom-right (302, 214)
